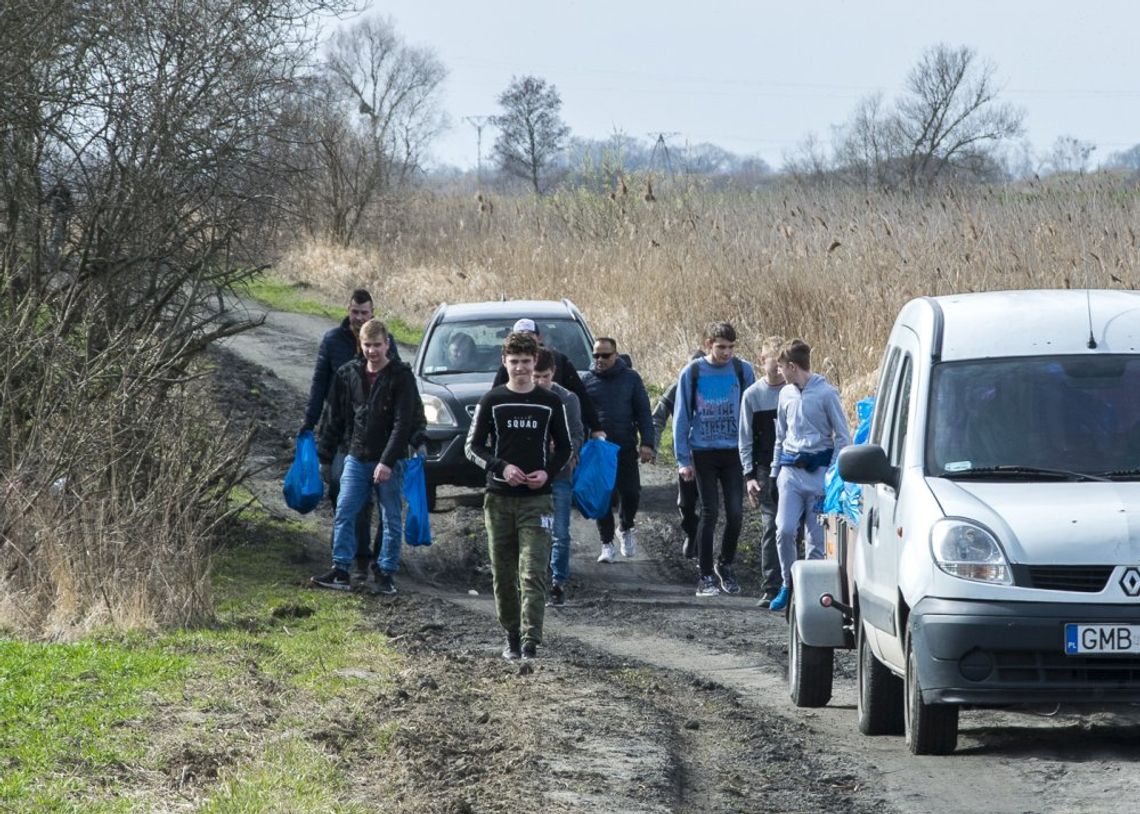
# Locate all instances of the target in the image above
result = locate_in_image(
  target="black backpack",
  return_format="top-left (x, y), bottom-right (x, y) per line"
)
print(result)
top-left (687, 357), bottom-right (747, 419)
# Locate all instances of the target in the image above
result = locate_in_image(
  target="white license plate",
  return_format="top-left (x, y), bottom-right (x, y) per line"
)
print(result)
top-left (1065, 624), bottom-right (1140, 655)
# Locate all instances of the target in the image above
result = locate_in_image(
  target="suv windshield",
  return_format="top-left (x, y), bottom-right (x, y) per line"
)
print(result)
top-left (927, 355), bottom-right (1140, 478)
top-left (420, 317), bottom-right (593, 375)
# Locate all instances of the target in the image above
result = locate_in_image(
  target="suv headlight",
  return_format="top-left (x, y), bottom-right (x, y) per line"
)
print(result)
top-left (930, 519), bottom-right (1012, 585)
top-left (421, 394), bottom-right (457, 428)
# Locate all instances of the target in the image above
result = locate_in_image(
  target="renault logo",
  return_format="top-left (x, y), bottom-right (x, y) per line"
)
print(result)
top-left (1121, 568), bottom-right (1140, 597)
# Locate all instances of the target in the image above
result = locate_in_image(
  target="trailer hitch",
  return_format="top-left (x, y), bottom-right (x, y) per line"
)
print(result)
top-left (818, 592), bottom-right (851, 616)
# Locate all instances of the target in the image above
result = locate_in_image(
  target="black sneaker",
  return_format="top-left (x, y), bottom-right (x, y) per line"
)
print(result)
top-left (502, 632), bottom-right (521, 661)
top-left (682, 536), bottom-right (696, 559)
top-left (311, 567), bottom-right (351, 591)
top-left (350, 561), bottom-right (369, 582)
top-left (548, 583), bottom-right (565, 607)
top-left (695, 574), bottom-right (719, 597)
top-left (521, 641), bottom-right (537, 660)
top-left (371, 570), bottom-right (396, 595)
top-left (714, 562), bottom-right (741, 595)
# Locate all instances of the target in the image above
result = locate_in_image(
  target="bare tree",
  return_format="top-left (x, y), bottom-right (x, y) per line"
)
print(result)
top-left (492, 75), bottom-right (571, 194)
top-left (1105, 143), bottom-right (1140, 172)
top-left (1042, 135), bottom-right (1096, 175)
top-left (893, 44), bottom-right (1024, 188)
top-left (782, 133), bottom-right (832, 185)
top-left (833, 93), bottom-right (898, 190)
top-left (0, 0), bottom-right (351, 632)
top-left (302, 15), bottom-right (447, 245)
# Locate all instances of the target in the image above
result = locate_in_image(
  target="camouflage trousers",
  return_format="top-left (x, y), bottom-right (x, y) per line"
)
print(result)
top-left (484, 491), bottom-right (554, 646)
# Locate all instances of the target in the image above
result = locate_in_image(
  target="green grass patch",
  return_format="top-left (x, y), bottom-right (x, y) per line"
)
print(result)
top-left (238, 274), bottom-right (424, 346)
top-left (237, 277), bottom-right (341, 321)
top-left (0, 510), bottom-right (402, 811)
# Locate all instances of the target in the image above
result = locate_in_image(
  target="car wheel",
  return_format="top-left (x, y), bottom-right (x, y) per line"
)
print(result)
top-left (857, 619), bottom-right (904, 735)
top-left (904, 632), bottom-right (959, 754)
top-left (788, 602), bottom-right (834, 708)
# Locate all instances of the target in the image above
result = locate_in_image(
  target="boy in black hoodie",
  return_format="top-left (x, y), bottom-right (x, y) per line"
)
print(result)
top-left (311, 319), bottom-right (423, 595)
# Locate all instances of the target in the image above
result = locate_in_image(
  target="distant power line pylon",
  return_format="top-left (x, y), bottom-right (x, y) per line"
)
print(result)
top-left (465, 115), bottom-right (493, 185)
top-left (647, 131), bottom-right (680, 180)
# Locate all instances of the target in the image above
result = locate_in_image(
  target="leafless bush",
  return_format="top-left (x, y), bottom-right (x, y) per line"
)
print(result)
top-left (0, 0), bottom-right (349, 635)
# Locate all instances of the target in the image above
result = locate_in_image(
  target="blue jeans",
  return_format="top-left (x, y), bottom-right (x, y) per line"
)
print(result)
top-left (333, 455), bottom-right (403, 573)
top-left (549, 478), bottom-right (572, 585)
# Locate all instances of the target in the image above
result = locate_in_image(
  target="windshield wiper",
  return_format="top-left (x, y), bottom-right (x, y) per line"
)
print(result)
top-left (1096, 468), bottom-right (1140, 481)
top-left (943, 465), bottom-right (1110, 483)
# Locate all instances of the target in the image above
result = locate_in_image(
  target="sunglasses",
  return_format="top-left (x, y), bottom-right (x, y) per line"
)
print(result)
top-left (592, 352), bottom-right (614, 359)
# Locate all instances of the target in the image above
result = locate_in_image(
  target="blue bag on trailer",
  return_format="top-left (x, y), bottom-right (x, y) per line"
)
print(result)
top-left (283, 429), bottom-right (323, 514)
top-left (572, 438), bottom-right (620, 519)
top-left (401, 455), bottom-right (433, 546)
top-left (822, 396), bottom-right (875, 524)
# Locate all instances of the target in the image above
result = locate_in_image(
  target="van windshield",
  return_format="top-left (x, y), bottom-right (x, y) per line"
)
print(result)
top-left (420, 317), bottom-right (593, 375)
top-left (926, 355), bottom-right (1140, 479)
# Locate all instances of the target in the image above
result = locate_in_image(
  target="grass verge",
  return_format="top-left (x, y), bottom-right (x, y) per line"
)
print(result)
top-left (0, 500), bottom-right (400, 812)
top-left (239, 274), bottom-right (423, 346)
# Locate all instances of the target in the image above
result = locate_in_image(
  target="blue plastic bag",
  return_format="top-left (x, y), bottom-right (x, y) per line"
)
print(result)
top-left (822, 396), bottom-right (875, 524)
top-left (401, 455), bottom-right (433, 546)
top-left (283, 430), bottom-right (323, 514)
top-left (572, 438), bottom-right (620, 519)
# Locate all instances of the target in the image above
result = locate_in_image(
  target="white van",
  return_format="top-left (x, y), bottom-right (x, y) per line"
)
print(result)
top-left (790, 289), bottom-right (1140, 754)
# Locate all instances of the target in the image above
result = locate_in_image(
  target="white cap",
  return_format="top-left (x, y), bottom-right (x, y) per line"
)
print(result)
top-left (512, 318), bottom-right (537, 333)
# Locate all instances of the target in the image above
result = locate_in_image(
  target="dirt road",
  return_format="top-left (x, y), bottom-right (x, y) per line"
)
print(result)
top-left (218, 304), bottom-right (1140, 814)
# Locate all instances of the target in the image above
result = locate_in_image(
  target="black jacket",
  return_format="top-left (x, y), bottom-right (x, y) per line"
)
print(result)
top-left (582, 358), bottom-right (655, 451)
top-left (303, 317), bottom-right (401, 429)
top-left (317, 358), bottom-right (423, 468)
top-left (492, 347), bottom-right (600, 432)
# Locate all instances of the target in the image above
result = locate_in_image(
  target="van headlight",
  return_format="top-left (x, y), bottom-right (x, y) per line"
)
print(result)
top-left (421, 394), bottom-right (457, 428)
top-left (930, 519), bottom-right (1012, 585)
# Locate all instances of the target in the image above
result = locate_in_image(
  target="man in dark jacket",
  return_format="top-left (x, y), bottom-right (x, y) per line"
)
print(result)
top-left (582, 337), bottom-right (655, 562)
top-left (301, 288), bottom-right (401, 578)
top-left (492, 318), bottom-right (603, 436)
top-left (311, 319), bottom-right (421, 595)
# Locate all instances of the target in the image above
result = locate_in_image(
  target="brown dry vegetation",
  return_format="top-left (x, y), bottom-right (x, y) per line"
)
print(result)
top-left (276, 173), bottom-right (1140, 407)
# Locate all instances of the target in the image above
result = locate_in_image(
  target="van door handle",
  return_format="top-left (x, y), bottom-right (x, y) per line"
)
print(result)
top-left (869, 508), bottom-right (879, 534)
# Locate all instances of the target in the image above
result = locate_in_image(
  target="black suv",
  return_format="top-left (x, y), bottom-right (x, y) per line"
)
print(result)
top-left (414, 299), bottom-right (595, 509)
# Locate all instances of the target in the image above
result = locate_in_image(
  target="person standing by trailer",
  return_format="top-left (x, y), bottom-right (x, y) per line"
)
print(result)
top-left (767, 338), bottom-right (851, 612)
top-left (466, 332), bottom-right (572, 660)
top-left (673, 322), bottom-right (756, 598)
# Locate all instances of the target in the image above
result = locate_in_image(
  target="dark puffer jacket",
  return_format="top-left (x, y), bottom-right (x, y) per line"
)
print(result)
top-left (581, 357), bottom-right (655, 451)
top-left (303, 317), bottom-right (401, 429)
top-left (317, 358), bottom-right (424, 468)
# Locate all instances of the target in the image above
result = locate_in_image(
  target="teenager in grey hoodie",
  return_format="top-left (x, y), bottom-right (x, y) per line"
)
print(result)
top-left (534, 349), bottom-right (584, 606)
top-left (768, 339), bottom-right (852, 612)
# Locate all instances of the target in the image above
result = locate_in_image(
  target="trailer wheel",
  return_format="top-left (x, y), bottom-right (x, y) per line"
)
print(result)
top-left (788, 603), bottom-right (834, 707)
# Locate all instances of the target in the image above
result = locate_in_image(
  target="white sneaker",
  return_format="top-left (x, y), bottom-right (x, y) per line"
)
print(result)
top-left (619, 528), bottom-right (637, 558)
top-left (597, 543), bottom-right (616, 563)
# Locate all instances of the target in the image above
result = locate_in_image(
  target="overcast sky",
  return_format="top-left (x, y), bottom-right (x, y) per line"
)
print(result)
top-left (356, 0), bottom-right (1140, 171)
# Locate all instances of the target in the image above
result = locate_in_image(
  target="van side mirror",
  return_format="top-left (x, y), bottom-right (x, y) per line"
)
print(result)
top-left (838, 444), bottom-right (898, 490)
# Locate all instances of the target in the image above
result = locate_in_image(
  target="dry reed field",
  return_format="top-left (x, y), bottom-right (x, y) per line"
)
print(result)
top-left (277, 174), bottom-right (1140, 408)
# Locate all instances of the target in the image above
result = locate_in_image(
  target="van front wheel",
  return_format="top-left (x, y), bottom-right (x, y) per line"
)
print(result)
top-left (857, 620), bottom-right (904, 735)
top-left (904, 633), bottom-right (958, 754)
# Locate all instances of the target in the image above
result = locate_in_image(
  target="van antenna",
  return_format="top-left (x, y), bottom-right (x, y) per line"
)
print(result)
top-left (1085, 289), bottom-right (1098, 349)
